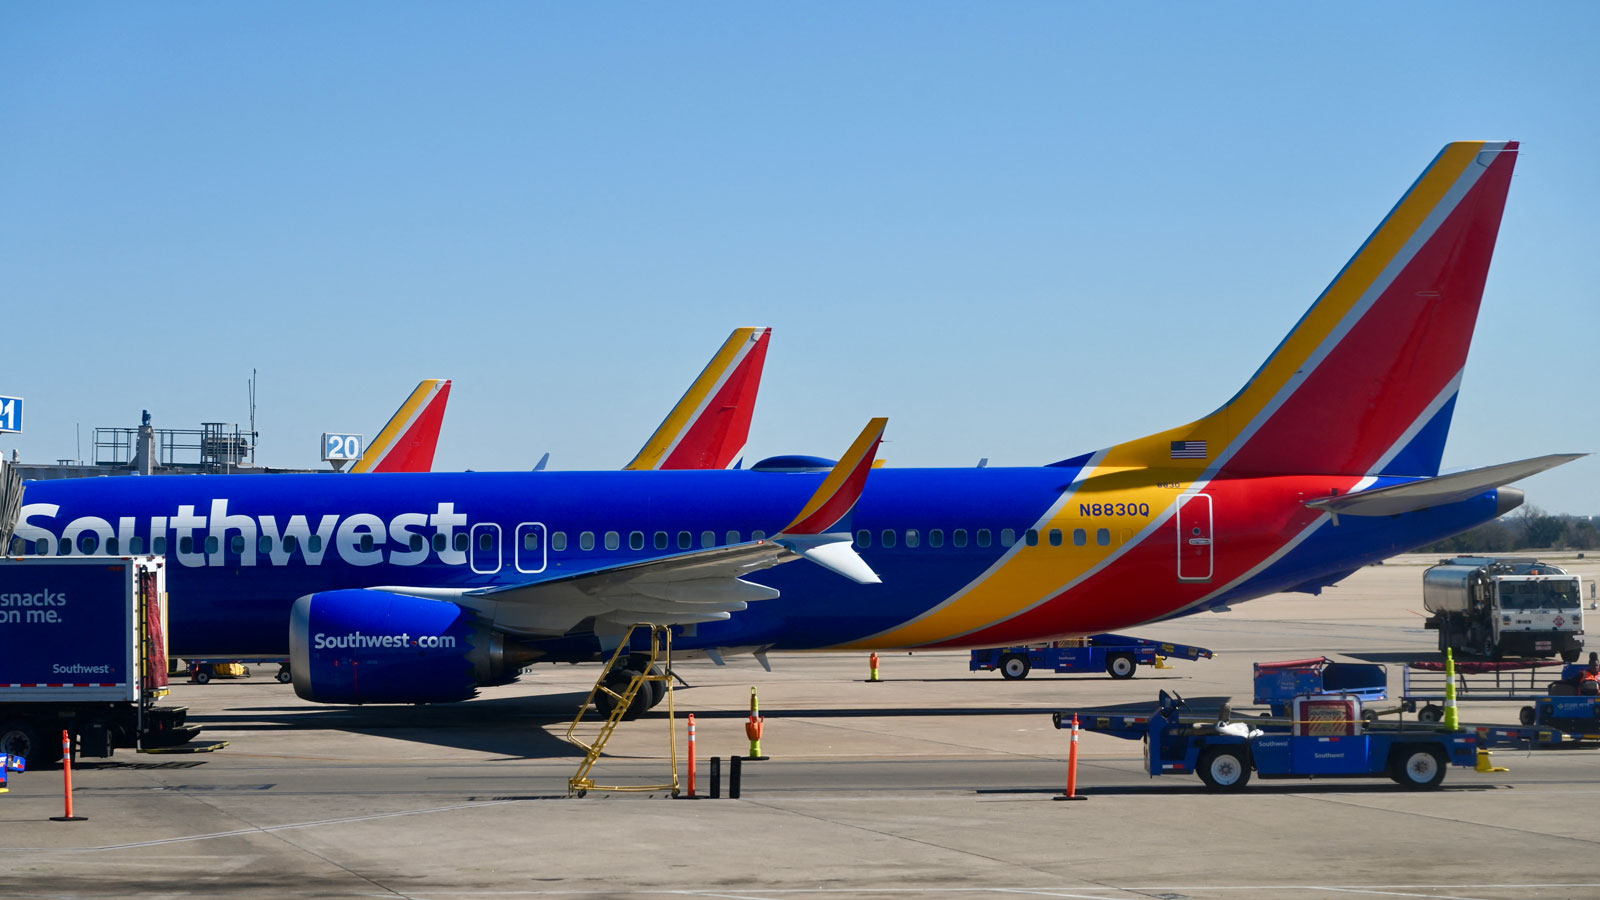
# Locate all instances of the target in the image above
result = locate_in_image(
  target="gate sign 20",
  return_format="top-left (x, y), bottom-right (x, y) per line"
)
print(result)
top-left (322, 432), bottom-right (364, 462)
top-left (0, 395), bottom-right (21, 434)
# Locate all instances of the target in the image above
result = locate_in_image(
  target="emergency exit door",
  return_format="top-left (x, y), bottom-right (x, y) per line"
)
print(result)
top-left (1176, 493), bottom-right (1213, 581)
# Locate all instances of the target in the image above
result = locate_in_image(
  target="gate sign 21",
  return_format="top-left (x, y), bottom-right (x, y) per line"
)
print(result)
top-left (0, 396), bottom-right (21, 434)
top-left (322, 432), bottom-right (364, 462)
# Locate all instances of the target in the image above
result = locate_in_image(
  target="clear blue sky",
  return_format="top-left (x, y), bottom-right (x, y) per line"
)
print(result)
top-left (3, 3), bottom-right (1597, 513)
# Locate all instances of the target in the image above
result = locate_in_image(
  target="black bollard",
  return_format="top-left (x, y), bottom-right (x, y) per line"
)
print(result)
top-left (709, 757), bottom-right (721, 799)
top-left (729, 755), bottom-right (742, 799)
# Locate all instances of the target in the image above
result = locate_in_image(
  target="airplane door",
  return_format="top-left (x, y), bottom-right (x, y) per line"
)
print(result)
top-left (514, 522), bottom-right (547, 574)
top-left (1176, 493), bottom-right (1213, 582)
top-left (470, 523), bottom-right (502, 575)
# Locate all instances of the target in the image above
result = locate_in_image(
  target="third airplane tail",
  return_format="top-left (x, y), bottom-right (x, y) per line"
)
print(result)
top-left (625, 327), bottom-right (772, 470)
top-left (350, 378), bottom-right (452, 474)
top-left (1081, 141), bottom-right (1519, 480)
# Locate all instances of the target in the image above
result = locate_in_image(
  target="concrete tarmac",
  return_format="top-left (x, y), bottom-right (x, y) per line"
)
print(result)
top-left (3, 552), bottom-right (1599, 899)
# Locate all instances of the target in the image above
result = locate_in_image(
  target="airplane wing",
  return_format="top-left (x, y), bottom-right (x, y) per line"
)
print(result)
top-left (624, 327), bottom-right (771, 470)
top-left (1306, 453), bottom-right (1586, 517)
top-left (350, 379), bottom-right (452, 473)
top-left (379, 417), bottom-right (885, 643)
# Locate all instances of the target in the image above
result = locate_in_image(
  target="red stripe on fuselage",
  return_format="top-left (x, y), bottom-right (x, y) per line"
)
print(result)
top-left (940, 474), bottom-right (1365, 647)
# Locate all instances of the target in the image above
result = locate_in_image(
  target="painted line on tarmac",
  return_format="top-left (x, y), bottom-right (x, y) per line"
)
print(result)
top-left (2, 798), bottom-right (526, 852)
top-left (357, 884), bottom-right (1600, 899)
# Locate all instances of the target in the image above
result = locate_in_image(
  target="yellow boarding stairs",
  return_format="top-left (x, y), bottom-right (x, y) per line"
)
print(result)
top-left (565, 624), bottom-right (679, 797)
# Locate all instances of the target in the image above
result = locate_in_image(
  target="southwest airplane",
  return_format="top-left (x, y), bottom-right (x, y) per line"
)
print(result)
top-left (12, 142), bottom-right (1582, 716)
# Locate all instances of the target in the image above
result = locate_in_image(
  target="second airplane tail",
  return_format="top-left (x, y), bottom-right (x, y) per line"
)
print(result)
top-left (1081, 141), bottom-right (1519, 479)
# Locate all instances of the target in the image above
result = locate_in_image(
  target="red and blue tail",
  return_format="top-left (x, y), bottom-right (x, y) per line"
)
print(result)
top-left (1096, 141), bottom-right (1517, 478)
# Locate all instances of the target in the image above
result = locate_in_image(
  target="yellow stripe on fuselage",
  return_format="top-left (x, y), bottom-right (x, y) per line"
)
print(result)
top-left (351, 379), bottom-right (443, 474)
top-left (624, 327), bottom-right (759, 470)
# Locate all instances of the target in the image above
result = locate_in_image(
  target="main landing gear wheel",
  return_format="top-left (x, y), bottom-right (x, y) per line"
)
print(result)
top-left (1197, 746), bottom-right (1251, 791)
top-left (595, 670), bottom-right (649, 721)
top-left (1105, 653), bottom-right (1137, 680)
top-left (999, 654), bottom-right (1031, 680)
top-left (1390, 746), bottom-right (1448, 790)
top-left (628, 657), bottom-right (668, 709)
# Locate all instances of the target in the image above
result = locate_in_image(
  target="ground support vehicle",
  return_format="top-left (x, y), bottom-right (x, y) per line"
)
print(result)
top-left (1423, 557), bottom-right (1584, 661)
top-left (971, 633), bottom-right (1213, 680)
top-left (1513, 663), bottom-right (1600, 737)
top-left (1401, 659), bottom-right (1563, 722)
top-left (0, 557), bottom-right (212, 767)
top-left (1053, 690), bottom-right (1551, 791)
top-left (1254, 657), bottom-right (1387, 717)
top-left (184, 658), bottom-right (292, 684)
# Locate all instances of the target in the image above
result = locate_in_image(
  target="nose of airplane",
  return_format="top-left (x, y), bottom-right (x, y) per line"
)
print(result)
top-left (1496, 486), bottom-right (1525, 516)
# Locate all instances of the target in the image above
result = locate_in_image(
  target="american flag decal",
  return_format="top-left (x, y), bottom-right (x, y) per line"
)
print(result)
top-left (1170, 440), bottom-right (1207, 459)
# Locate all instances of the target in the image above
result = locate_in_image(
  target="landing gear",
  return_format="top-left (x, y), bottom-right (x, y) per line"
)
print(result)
top-left (594, 669), bottom-right (650, 721)
top-left (629, 657), bottom-right (669, 709)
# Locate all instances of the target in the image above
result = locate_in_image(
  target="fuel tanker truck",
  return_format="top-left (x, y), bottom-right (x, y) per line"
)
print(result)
top-left (1423, 556), bottom-right (1584, 661)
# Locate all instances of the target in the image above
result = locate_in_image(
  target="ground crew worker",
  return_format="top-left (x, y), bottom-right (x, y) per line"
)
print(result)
top-left (1579, 653), bottom-right (1600, 696)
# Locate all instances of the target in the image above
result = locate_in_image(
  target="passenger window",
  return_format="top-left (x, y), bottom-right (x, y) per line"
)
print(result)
top-left (1073, 529), bottom-right (1087, 546)
top-left (752, 530), bottom-right (766, 541)
top-left (856, 529), bottom-right (871, 548)
top-left (451, 533), bottom-right (465, 552)
top-left (953, 529), bottom-right (968, 548)
top-left (478, 532), bottom-right (492, 551)
top-left (525, 532), bottom-right (542, 551)
top-left (929, 529), bottom-right (944, 548)
top-left (231, 536), bottom-right (246, 554)
top-left (10, 537), bottom-right (22, 555)
top-left (605, 531), bottom-right (620, 550)
top-left (580, 531), bottom-right (595, 551)
top-left (179, 536), bottom-right (193, 555)
top-left (905, 529), bottom-right (920, 548)
top-left (678, 531), bottom-right (692, 550)
top-left (630, 531), bottom-right (645, 551)
top-left (1000, 528), bottom-right (1016, 547)
top-left (654, 531), bottom-right (668, 550)
top-left (1097, 528), bottom-right (1111, 546)
top-left (881, 529), bottom-right (897, 549)
top-left (105, 537), bottom-right (119, 555)
top-left (36, 537), bottom-right (52, 555)
top-left (205, 536), bottom-right (219, 555)
top-left (59, 538), bottom-right (71, 555)
top-left (701, 530), bottom-right (715, 548)
top-left (1049, 529), bottom-right (1062, 547)
top-left (1024, 529), bottom-right (1039, 547)
top-left (78, 533), bottom-right (98, 553)
top-left (258, 536), bottom-right (272, 553)
top-left (551, 532), bottom-right (568, 551)
top-left (129, 536), bottom-right (145, 554)
top-left (151, 536), bottom-right (166, 555)
top-left (284, 535), bottom-right (298, 553)
top-left (410, 534), bottom-right (424, 552)
top-left (976, 529), bottom-right (991, 548)
top-left (725, 530), bottom-right (741, 545)
top-left (432, 533), bottom-right (447, 552)
top-left (358, 534), bottom-right (373, 552)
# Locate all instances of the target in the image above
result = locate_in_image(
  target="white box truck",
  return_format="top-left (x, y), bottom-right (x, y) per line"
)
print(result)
top-left (1423, 556), bottom-right (1585, 661)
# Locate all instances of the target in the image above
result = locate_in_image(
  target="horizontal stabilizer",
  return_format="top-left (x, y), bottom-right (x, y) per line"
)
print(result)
top-left (1306, 453), bottom-right (1586, 517)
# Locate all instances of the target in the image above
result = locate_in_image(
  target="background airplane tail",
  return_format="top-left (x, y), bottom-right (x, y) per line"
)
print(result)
top-left (350, 379), bottom-right (452, 473)
top-left (625, 327), bottom-right (771, 470)
top-left (1093, 141), bottom-right (1518, 478)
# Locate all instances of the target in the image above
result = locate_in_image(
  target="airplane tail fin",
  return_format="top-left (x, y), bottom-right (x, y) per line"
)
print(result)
top-left (350, 379), bottom-right (452, 473)
top-left (624, 327), bottom-right (771, 471)
top-left (1079, 142), bottom-right (1518, 478)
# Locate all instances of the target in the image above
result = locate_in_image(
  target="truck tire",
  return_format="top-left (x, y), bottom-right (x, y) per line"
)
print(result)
top-left (1390, 745), bottom-right (1448, 790)
top-left (192, 667), bottom-right (211, 685)
top-left (0, 719), bottom-right (58, 769)
top-left (1562, 648), bottom-right (1580, 664)
top-left (1416, 705), bottom-right (1443, 724)
top-left (1197, 746), bottom-right (1251, 791)
top-left (999, 654), bottom-right (1030, 680)
top-left (1105, 653), bottom-right (1137, 679)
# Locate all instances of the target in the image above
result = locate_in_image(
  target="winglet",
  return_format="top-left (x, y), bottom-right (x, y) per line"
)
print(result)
top-left (351, 379), bottom-right (452, 473)
top-left (770, 417), bottom-right (886, 585)
top-left (780, 417), bottom-right (887, 535)
top-left (625, 327), bottom-right (772, 470)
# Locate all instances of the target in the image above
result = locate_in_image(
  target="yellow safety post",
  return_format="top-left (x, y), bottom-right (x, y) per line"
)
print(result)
top-left (1443, 648), bottom-right (1460, 732)
top-left (868, 652), bottom-right (881, 682)
top-left (1475, 748), bottom-right (1508, 773)
top-left (745, 686), bottom-right (767, 759)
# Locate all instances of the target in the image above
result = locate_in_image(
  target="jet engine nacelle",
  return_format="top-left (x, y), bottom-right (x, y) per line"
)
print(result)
top-left (288, 589), bottom-right (517, 704)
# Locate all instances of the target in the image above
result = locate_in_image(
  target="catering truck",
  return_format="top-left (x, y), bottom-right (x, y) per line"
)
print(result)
top-left (0, 556), bottom-right (201, 766)
top-left (1423, 557), bottom-right (1585, 662)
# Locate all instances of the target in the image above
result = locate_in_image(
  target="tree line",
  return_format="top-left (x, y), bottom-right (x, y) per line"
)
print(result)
top-left (1419, 507), bottom-right (1600, 554)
